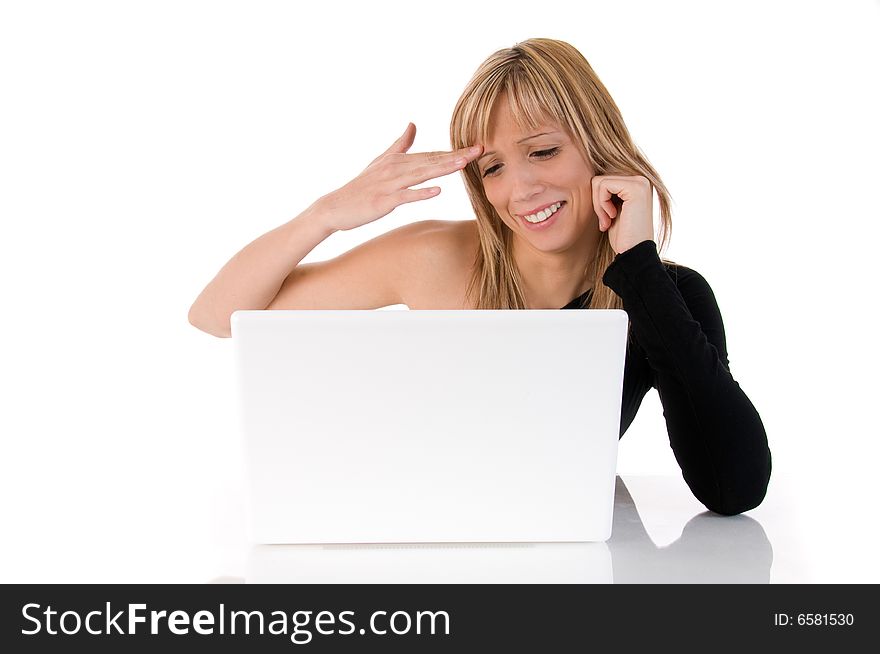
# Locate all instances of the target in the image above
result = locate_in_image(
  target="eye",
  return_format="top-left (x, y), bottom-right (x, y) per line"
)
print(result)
top-left (533, 147), bottom-right (560, 159)
top-left (481, 147), bottom-right (561, 178)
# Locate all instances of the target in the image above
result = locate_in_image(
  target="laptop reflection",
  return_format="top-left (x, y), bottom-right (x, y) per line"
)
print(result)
top-left (235, 477), bottom-right (772, 584)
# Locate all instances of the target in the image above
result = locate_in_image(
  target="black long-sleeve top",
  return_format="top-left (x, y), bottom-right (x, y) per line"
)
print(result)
top-left (561, 240), bottom-right (771, 515)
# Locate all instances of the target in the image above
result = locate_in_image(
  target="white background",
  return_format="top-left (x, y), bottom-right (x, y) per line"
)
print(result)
top-left (1, 0), bottom-right (878, 582)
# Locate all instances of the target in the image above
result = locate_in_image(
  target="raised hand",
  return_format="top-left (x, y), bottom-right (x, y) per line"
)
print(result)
top-left (592, 174), bottom-right (655, 254)
top-left (317, 123), bottom-right (483, 232)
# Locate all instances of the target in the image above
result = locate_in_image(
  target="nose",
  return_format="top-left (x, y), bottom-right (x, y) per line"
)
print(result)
top-left (509, 161), bottom-right (546, 206)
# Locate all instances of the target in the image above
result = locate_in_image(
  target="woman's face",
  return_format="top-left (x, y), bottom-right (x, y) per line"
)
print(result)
top-left (475, 98), bottom-right (598, 253)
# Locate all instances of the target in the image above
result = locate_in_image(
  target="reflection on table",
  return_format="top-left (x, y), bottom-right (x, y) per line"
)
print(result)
top-left (235, 477), bottom-right (772, 583)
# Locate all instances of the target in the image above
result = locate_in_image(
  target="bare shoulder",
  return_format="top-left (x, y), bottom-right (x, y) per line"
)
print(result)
top-left (266, 218), bottom-right (478, 312)
top-left (402, 219), bottom-right (479, 309)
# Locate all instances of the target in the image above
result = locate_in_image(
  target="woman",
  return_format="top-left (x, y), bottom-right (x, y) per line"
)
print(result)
top-left (189, 38), bottom-right (771, 516)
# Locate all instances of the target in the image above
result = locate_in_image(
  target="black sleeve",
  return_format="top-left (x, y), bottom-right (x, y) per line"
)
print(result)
top-left (602, 240), bottom-right (772, 515)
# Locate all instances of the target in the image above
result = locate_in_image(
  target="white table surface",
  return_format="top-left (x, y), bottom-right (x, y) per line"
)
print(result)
top-left (237, 476), bottom-right (773, 584)
top-left (2, 470), bottom-right (873, 584)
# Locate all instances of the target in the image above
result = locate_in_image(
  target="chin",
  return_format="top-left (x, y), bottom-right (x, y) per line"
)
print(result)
top-left (517, 217), bottom-right (592, 251)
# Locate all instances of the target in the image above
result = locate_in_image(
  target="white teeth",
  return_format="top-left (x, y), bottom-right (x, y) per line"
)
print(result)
top-left (523, 202), bottom-right (562, 223)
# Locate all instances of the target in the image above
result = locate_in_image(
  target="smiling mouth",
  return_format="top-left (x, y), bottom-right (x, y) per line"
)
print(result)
top-left (519, 201), bottom-right (566, 224)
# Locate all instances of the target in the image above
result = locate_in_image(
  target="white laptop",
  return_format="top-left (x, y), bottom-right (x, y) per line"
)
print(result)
top-left (231, 309), bottom-right (628, 544)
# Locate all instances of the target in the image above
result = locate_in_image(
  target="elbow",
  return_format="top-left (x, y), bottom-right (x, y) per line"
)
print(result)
top-left (706, 490), bottom-right (767, 517)
top-left (700, 449), bottom-right (773, 516)
top-left (188, 303), bottom-right (232, 338)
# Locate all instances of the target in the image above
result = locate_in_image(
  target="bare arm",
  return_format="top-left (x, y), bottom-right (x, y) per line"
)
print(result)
top-left (187, 123), bottom-right (483, 338)
top-left (187, 201), bottom-right (337, 337)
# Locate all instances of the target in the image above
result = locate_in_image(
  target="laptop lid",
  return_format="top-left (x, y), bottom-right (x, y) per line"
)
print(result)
top-left (231, 309), bottom-right (628, 544)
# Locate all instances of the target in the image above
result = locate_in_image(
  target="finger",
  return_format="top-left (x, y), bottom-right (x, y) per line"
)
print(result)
top-left (422, 150), bottom-right (446, 165)
top-left (401, 160), bottom-right (467, 187)
top-left (599, 186), bottom-right (619, 220)
top-left (413, 145), bottom-right (479, 165)
top-left (395, 186), bottom-right (442, 205)
top-left (400, 146), bottom-right (481, 184)
top-left (382, 123), bottom-right (417, 156)
top-left (593, 178), bottom-right (621, 219)
top-left (592, 177), bottom-right (612, 231)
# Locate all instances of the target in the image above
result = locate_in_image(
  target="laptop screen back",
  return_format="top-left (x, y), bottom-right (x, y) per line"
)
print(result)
top-left (232, 309), bottom-right (628, 544)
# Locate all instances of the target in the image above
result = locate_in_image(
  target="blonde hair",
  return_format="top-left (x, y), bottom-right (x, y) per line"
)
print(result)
top-left (450, 38), bottom-right (673, 310)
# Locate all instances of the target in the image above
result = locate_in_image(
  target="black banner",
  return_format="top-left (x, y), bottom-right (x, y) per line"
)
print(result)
top-left (0, 584), bottom-right (873, 651)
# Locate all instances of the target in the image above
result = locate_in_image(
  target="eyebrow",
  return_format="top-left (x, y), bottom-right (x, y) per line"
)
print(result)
top-left (477, 132), bottom-right (562, 162)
